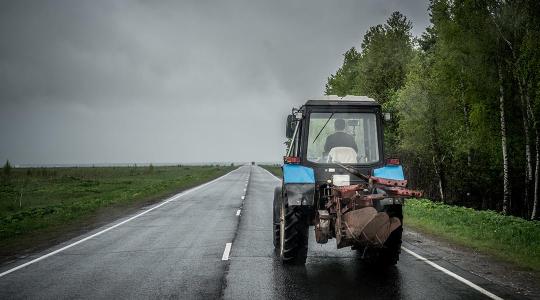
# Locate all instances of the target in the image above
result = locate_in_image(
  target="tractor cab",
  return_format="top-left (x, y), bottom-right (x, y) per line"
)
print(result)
top-left (285, 95), bottom-right (387, 185)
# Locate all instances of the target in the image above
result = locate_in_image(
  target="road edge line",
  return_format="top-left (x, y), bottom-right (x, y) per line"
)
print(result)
top-left (0, 167), bottom-right (240, 278)
top-left (401, 246), bottom-right (503, 300)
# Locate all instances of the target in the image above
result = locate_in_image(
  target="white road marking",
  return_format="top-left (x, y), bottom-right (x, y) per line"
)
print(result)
top-left (401, 247), bottom-right (503, 300)
top-left (244, 188), bottom-right (247, 192)
top-left (222, 243), bottom-right (232, 260)
top-left (0, 168), bottom-right (241, 278)
top-left (261, 166), bottom-right (501, 299)
top-left (236, 209), bottom-right (241, 216)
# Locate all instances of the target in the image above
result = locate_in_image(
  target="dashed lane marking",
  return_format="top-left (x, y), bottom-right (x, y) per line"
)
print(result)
top-left (222, 243), bottom-right (232, 260)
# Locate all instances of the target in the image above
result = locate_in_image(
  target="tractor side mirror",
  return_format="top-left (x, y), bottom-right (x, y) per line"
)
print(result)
top-left (286, 115), bottom-right (295, 138)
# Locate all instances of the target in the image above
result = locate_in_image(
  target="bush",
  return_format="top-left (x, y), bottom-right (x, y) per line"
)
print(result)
top-left (3, 160), bottom-right (11, 177)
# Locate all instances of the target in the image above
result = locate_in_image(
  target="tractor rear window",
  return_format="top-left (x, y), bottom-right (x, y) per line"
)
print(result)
top-left (307, 112), bottom-right (379, 164)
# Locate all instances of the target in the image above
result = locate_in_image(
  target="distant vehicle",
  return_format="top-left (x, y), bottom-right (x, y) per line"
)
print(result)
top-left (273, 95), bottom-right (421, 265)
top-left (251, 161), bottom-right (255, 165)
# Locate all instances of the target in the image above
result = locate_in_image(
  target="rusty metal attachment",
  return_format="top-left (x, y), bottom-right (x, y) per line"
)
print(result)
top-left (341, 207), bottom-right (401, 247)
top-left (314, 170), bottom-right (422, 248)
top-left (314, 210), bottom-right (331, 244)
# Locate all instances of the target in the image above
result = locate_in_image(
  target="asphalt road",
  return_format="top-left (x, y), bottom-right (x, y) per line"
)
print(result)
top-left (0, 165), bottom-right (527, 299)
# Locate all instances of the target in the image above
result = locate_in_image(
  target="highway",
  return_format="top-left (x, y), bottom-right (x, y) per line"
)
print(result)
top-left (0, 166), bottom-right (528, 299)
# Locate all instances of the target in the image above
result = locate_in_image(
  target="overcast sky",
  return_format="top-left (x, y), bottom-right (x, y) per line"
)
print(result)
top-left (0, 0), bottom-right (429, 165)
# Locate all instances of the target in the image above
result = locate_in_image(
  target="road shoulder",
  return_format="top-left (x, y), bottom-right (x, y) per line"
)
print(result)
top-left (403, 226), bottom-right (540, 299)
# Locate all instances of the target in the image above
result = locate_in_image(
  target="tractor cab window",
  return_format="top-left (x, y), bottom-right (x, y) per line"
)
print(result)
top-left (307, 112), bottom-right (379, 164)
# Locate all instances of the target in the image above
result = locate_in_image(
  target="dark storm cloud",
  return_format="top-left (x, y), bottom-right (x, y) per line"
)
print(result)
top-left (0, 0), bottom-right (429, 164)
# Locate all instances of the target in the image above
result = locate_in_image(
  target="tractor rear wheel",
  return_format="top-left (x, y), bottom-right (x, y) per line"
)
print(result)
top-left (376, 225), bottom-right (402, 266)
top-left (279, 199), bottom-right (309, 265)
top-left (380, 205), bottom-right (403, 266)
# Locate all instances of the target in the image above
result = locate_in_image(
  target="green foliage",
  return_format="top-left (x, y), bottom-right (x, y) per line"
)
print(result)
top-left (325, 48), bottom-right (361, 96)
top-left (405, 199), bottom-right (540, 270)
top-left (355, 11), bottom-right (414, 105)
top-left (326, 11), bottom-right (414, 155)
top-left (326, 2), bottom-right (540, 217)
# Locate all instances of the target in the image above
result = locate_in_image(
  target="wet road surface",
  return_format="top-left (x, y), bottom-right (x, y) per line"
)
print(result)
top-left (0, 166), bottom-right (527, 299)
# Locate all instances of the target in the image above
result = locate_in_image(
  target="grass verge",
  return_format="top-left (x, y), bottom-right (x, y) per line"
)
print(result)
top-left (0, 165), bottom-right (233, 257)
top-left (404, 199), bottom-right (540, 271)
top-left (261, 165), bottom-right (282, 178)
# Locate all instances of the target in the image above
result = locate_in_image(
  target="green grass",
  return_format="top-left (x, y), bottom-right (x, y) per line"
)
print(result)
top-left (404, 199), bottom-right (540, 271)
top-left (0, 165), bottom-right (233, 243)
top-left (261, 165), bottom-right (282, 177)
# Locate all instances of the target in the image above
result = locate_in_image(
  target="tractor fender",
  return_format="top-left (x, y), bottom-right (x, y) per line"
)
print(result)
top-left (283, 164), bottom-right (315, 206)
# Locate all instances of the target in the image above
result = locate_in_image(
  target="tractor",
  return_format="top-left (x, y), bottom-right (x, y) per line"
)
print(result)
top-left (273, 95), bottom-right (421, 265)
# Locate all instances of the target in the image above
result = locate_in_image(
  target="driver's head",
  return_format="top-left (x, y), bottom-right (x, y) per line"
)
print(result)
top-left (334, 119), bottom-right (346, 131)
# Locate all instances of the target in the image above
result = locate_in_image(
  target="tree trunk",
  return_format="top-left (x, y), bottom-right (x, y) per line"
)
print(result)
top-left (532, 131), bottom-right (539, 220)
top-left (498, 65), bottom-right (511, 214)
top-left (518, 79), bottom-right (532, 216)
top-left (525, 86), bottom-right (540, 220)
top-left (432, 155), bottom-right (446, 203)
top-left (459, 71), bottom-right (472, 203)
top-left (460, 70), bottom-right (472, 168)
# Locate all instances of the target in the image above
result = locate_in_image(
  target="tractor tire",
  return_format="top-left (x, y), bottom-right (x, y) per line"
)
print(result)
top-left (273, 187), bottom-right (281, 249)
top-left (279, 199), bottom-right (309, 265)
top-left (377, 225), bottom-right (402, 266)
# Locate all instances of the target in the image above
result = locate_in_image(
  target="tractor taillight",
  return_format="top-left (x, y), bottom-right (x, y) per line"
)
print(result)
top-left (386, 158), bottom-right (400, 165)
top-left (284, 156), bottom-right (301, 164)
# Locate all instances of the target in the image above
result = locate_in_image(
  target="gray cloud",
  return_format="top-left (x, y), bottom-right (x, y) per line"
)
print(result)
top-left (0, 0), bottom-right (429, 164)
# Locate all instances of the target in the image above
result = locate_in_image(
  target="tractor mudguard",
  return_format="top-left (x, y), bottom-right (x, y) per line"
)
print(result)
top-left (373, 164), bottom-right (407, 209)
top-left (373, 165), bottom-right (404, 180)
top-left (283, 164), bottom-right (315, 206)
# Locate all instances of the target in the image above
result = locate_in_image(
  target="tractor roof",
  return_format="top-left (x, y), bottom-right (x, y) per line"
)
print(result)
top-left (304, 95), bottom-right (379, 107)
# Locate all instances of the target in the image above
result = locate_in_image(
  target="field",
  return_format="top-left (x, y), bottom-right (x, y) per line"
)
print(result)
top-left (259, 165), bottom-right (540, 270)
top-left (0, 165), bottom-right (233, 255)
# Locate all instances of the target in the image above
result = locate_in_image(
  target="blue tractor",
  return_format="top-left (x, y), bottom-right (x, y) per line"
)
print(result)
top-left (273, 96), bottom-right (421, 265)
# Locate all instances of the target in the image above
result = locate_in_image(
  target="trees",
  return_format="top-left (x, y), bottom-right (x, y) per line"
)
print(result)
top-left (395, 53), bottom-right (454, 202)
top-left (326, 11), bottom-right (414, 155)
top-left (326, 1), bottom-right (540, 219)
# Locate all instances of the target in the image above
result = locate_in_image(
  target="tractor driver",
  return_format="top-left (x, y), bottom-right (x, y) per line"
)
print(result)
top-left (324, 118), bottom-right (358, 156)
